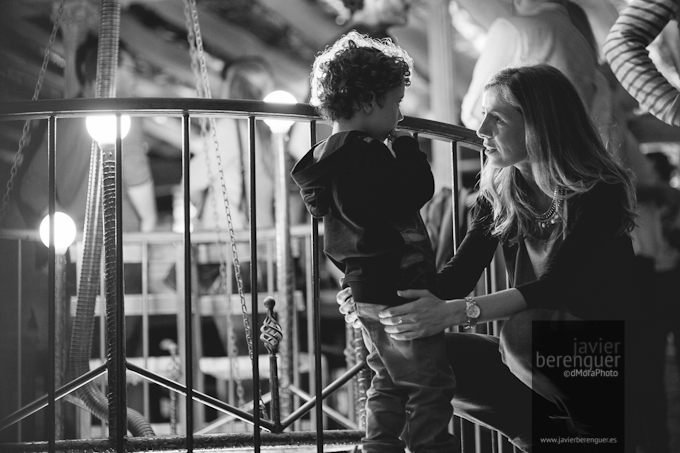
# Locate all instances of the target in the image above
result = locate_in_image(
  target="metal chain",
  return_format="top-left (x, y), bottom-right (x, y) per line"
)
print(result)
top-left (0, 0), bottom-right (66, 226)
top-left (183, 0), bottom-right (264, 413)
top-left (182, 0), bottom-right (245, 408)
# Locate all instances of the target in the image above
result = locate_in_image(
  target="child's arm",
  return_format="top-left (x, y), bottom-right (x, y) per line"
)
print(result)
top-left (366, 135), bottom-right (435, 215)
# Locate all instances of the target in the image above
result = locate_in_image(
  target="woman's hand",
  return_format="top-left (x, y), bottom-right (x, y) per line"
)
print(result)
top-left (336, 286), bottom-right (362, 328)
top-left (379, 289), bottom-right (465, 340)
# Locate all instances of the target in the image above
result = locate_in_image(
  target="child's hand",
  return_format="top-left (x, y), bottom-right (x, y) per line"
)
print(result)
top-left (388, 129), bottom-right (413, 141)
top-left (336, 287), bottom-right (361, 328)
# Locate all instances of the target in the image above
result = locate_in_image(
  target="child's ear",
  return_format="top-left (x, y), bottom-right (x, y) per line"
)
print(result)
top-left (361, 93), bottom-right (377, 114)
top-left (361, 102), bottom-right (375, 115)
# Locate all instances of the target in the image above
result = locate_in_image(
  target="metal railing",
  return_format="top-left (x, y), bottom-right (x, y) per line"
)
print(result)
top-left (0, 98), bottom-right (518, 452)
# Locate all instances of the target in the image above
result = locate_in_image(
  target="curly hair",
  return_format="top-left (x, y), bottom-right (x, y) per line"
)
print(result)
top-left (310, 31), bottom-right (413, 121)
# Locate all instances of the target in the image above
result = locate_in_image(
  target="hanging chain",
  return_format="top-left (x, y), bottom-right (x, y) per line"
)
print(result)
top-left (183, 0), bottom-right (265, 414)
top-left (183, 0), bottom-right (246, 408)
top-left (0, 0), bottom-right (66, 226)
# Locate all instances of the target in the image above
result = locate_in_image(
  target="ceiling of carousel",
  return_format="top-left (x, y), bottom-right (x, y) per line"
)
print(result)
top-left (0, 0), bottom-right (678, 205)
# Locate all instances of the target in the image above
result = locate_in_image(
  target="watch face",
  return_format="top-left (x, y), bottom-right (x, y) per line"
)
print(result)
top-left (467, 303), bottom-right (481, 319)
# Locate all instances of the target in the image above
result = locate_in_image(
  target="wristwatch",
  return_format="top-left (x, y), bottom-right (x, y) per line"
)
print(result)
top-left (464, 296), bottom-right (481, 329)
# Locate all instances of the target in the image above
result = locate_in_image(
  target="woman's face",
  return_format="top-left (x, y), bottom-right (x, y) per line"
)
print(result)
top-left (477, 86), bottom-right (528, 171)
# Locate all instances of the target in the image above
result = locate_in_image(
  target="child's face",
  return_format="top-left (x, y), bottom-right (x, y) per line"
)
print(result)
top-left (363, 81), bottom-right (405, 141)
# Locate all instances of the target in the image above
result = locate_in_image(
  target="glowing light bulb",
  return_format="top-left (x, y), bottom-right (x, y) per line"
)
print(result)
top-left (86, 114), bottom-right (131, 145)
top-left (40, 212), bottom-right (77, 255)
top-left (263, 91), bottom-right (297, 134)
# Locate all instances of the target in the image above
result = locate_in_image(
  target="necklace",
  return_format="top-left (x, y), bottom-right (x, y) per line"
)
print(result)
top-left (534, 188), bottom-right (564, 229)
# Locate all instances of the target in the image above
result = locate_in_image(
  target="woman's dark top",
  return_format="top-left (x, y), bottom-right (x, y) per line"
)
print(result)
top-left (436, 182), bottom-right (637, 320)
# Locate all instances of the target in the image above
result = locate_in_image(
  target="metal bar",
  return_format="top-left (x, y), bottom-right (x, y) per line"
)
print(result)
top-left (452, 138), bottom-right (468, 451)
top-left (451, 140), bottom-right (461, 250)
top-left (310, 137), bottom-right (325, 439)
top-left (273, 126), bottom-right (293, 418)
top-left (0, 365), bottom-right (107, 432)
top-left (249, 115), bottom-right (262, 452)
top-left (182, 113), bottom-right (194, 450)
top-left (280, 361), bottom-right (366, 429)
top-left (0, 430), bottom-right (365, 453)
top-left (126, 362), bottom-right (275, 431)
top-left (114, 114), bottom-right (127, 449)
top-left (195, 394), bottom-right (272, 435)
top-left (287, 385), bottom-right (357, 429)
top-left (142, 241), bottom-right (150, 419)
top-left (475, 149), bottom-right (500, 453)
top-left (269, 353), bottom-right (281, 428)
top-left (304, 223), bottom-right (315, 430)
top-left (263, 298), bottom-right (282, 431)
top-left (47, 115), bottom-right (56, 452)
top-left (0, 99), bottom-right (483, 145)
top-left (99, 250), bottom-right (107, 437)
top-left (16, 239), bottom-right (23, 441)
top-left (309, 120), bottom-right (324, 451)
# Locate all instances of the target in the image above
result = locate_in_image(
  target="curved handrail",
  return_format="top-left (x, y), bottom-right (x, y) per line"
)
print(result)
top-left (0, 97), bottom-right (482, 144)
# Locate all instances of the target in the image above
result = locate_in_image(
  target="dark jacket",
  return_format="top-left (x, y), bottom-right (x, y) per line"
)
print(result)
top-left (437, 182), bottom-right (638, 320)
top-left (291, 130), bottom-right (436, 306)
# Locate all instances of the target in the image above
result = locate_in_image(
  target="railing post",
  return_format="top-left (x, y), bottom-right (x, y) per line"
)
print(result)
top-left (182, 113), bottom-right (195, 451)
top-left (47, 114), bottom-right (56, 453)
top-left (260, 297), bottom-right (283, 431)
top-left (249, 115), bottom-right (262, 453)
top-left (310, 120), bottom-right (326, 449)
top-left (102, 117), bottom-right (127, 450)
top-left (272, 129), bottom-right (294, 417)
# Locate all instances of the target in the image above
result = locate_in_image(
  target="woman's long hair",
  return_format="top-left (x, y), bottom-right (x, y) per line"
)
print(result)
top-left (478, 64), bottom-right (636, 243)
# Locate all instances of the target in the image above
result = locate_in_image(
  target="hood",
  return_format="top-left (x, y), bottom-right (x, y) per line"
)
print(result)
top-left (291, 130), bottom-right (364, 217)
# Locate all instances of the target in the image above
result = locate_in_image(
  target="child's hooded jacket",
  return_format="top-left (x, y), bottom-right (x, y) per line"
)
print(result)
top-left (291, 130), bottom-right (437, 306)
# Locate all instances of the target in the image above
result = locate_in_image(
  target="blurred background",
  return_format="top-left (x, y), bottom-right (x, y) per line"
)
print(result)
top-left (0, 0), bottom-right (679, 451)
top-left (3, 0), bottom-right (678, 227)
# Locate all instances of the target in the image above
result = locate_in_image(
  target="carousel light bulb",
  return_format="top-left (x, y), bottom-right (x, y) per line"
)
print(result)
top-left (263, 90), bottom-right (297, 134)
top-left (86, 114), bottom-right (131, 145)
top-left (40, 212), bottom-right (77, 255)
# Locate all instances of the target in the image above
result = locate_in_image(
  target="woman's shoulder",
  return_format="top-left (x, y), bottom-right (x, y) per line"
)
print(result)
top-left (568, 180), bottom-right (634, 233)
top-left (579, 180), bottom-right (627, 200)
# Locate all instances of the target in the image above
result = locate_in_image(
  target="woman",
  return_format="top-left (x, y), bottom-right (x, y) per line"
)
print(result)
top-left (338, 64), bottom-right (640, 451)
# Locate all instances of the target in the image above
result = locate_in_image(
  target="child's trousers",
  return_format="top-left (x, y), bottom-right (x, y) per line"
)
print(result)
top-left (355, 302), bottom-right (458, 453)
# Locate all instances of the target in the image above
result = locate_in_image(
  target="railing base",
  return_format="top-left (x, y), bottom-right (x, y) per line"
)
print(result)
top-left (1, 430), bottom-right (364, 452)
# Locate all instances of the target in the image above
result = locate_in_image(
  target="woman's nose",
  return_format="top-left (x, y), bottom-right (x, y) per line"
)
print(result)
top-left (476, 116), bottom-right (490, 139)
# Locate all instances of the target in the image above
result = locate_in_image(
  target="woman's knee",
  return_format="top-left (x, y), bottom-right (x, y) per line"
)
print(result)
top-left (499, 309), bottom-right (555, 365)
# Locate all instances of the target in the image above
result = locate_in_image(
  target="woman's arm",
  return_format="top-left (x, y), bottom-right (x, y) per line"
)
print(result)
top-left (436, 197), bottom-right (499, 298)
top-left (604, 0), bottom-right (680, 127)
top-left (377, 288), bottom-right (527, 340)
